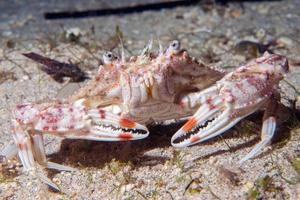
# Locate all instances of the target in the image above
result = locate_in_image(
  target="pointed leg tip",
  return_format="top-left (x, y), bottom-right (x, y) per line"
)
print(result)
top-left (37, 172), bottom-right (61, 192)
top-left (48, 184), bottom-right (62, 193)
top-left (47, 161), bottom-right (77, 172)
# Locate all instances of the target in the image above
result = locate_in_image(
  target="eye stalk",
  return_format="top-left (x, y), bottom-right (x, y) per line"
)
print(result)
top-left (166, 40), bottom-right (181, 56)
top-left (170, 40), bottom-right (180, 51)
top-left (103, 51), bottom-right (117, 64)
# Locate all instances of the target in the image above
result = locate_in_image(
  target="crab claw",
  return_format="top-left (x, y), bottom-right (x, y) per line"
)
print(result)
top-left (172, 53), bottom-right (288, 163)
top-left (87, 108), bottom-right (149, 141)
top-left (171, 94), bottom-right (267, 148)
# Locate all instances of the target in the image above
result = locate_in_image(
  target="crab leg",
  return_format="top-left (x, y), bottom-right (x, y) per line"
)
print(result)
top-left (11, 120), bottom-right (35, 170)
top-left (31, 134), bottom-right (46, 164)
top-left (30, 133), bottom-right (76, 171)
top-left (8, 120), bottom-right (61, 191)
top-left (239, 99), bottom-right (278, 164)
top-left (14, 120), bottom-right (76, 191)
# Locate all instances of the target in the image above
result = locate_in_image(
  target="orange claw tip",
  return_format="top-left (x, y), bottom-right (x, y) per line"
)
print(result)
top-left (118, 132), bottom-right (133, 140)
top-left (119, 118), bottom-right (136, 129)
top-left (182, 118), bottom-right (197, 132)
top-left (190, 136), bottom-right (200, 143)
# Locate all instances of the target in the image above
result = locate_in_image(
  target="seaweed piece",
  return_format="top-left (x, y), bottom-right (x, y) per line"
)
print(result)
top-left (291, 158), bottom-right (300, 177)
top-left (247, 175), bottom-right (282, 200)
top-left (23, 52), bottom-right (87, 83)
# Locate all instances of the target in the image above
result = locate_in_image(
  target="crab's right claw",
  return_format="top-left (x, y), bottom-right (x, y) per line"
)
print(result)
top-left (171, 91), bottom-right (267, 148)
top-left (171, 94), bottom-right (238, 147)
top-left (86, 108), bottom-right (149, 141)
top-left (171, 52), bottom-right (287, 163)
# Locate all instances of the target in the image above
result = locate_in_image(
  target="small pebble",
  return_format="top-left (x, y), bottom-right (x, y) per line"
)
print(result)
top-left (243, 182), bottom-right (254, 191)
top-left (22, 75), bottom-right (29, 80)
top-left (66, 27), bottom-right (82, 38)
top-left (53, 177), bottom-right (61, 185)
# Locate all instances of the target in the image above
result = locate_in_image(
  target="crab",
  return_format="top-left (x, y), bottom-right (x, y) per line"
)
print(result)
top-left (0, 40), bottom-right (223, 190)
top-left (0, 40), bottom-right (289, 190)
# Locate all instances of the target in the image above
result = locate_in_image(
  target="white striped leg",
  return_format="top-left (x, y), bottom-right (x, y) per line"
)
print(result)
top-left (12, 121), bottom-right (74, 191)
top-left (12, 120), bottom-right (35, 170)
top-left (239, 98), bottom-right (278, 165)
top-left (12, 121), bottom-right (59, 191)
top-left (31, 134), bottom-right (46, 164)
top-left (239, 116), bottom-right (276, 165)
top-left (31, 134), bottom-right (76, 172)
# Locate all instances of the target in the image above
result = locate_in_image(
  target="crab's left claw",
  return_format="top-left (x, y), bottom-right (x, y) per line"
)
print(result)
top-left (86, 108), bottom-right (149, 141)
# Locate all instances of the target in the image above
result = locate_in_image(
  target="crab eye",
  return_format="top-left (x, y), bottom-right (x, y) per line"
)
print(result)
top-left (170, 40), bottom-right (180, 51)
top-left (103, 51), bottom-right (116, 64)
top-left (106, 52), bottom-right (113, 59)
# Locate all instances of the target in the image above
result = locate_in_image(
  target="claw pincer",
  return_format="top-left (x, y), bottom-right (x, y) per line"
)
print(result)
top-left (172, 52), bottom-right (289, 164)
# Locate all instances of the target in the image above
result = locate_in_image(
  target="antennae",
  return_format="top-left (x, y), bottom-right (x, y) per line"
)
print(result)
top-left (140, 38), bottom-right (153, 57)
top-left (148, 37), bottom-right (153, 51)
top-left (154, 32), bottom-right (163, 56)
top-left (158, 38), bottom-right (163, 55)
top-left (118, 34), bottom-right (125, 63)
